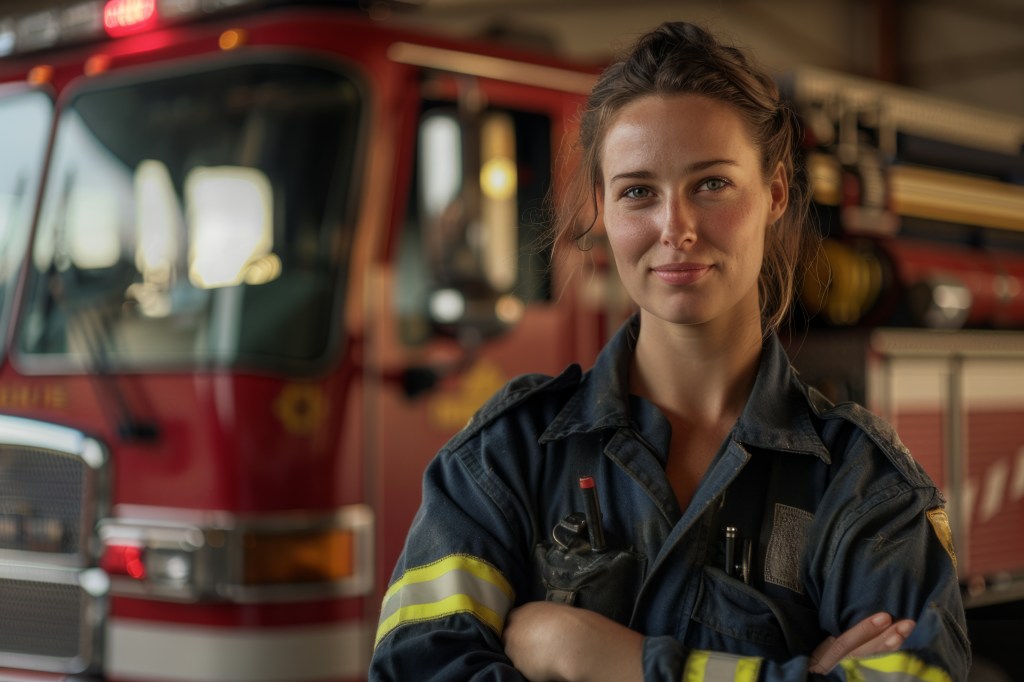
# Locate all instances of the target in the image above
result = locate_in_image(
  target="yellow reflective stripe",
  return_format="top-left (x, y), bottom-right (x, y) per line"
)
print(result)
top-left (839, 652), bottom-right (952, 682)
top-left (376, 593), bottom-right (505, 645)
top-left (375, 554), bottom-right (513, 647)
top-left (683, 650), bottom-right (709, 682)
top-left (682, 650), bottom-right (762, 682)
top-left (735, 657), bottom-right (761, 682)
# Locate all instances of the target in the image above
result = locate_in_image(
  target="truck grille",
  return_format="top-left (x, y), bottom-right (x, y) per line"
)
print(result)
top-left (1, 577), bottom-right (82, 656)
top-left (0, 415), bottom-right (109, 674)
top-left (0, 445), bottom-right (89, 557)
top-left (0, 569), bottom-right (106, 673)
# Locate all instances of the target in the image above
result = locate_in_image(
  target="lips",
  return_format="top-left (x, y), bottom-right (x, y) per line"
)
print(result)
top-left (651, 262), bottom-right (711, 285)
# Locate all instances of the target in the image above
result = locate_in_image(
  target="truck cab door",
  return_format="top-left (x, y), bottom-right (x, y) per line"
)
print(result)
top-left (365, 61), bottom-right (625, 605)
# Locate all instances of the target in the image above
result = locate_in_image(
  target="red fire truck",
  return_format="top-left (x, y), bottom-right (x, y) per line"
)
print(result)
top-left (0, 1), bottom-right (607, 679)
top-left (779, 68), bottom-right (1024, 680)
top-left (0, 1), bottom-right (1020, 681)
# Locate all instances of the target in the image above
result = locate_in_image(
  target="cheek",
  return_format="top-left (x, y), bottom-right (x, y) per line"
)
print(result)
top-left (726, 215), bottom-right (768, 281)
top-left (605, 215), bottom-right (631, 245)
top-left (708, 202), bottom-right (766, 249)
top-left (604, 212), bottom-right (651, 259)
top-left (602, 220), bottom-right (651, 268)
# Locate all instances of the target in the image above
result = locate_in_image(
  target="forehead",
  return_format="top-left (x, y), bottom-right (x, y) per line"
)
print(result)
top-left (600, 94), bottom-right (759, 174)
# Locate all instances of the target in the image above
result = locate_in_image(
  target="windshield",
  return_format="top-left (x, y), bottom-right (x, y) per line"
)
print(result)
top-left (0, 89), bottom-right (52, 363)
top-left (18, 60), bottom-right (361, 372)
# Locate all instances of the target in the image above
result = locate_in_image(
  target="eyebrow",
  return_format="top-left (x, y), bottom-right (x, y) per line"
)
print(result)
top-left (607, 158), bottom-right (739, 184)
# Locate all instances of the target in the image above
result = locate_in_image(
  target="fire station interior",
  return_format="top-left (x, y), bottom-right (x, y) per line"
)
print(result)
top-left (383, 0), bottom-right (1023, 119)
top-left (0, 0), bottom-right (1021, 681)
top-left (326, 3), bottom-right (1024, 678)
top-left (378, 3), bottom-right (1024, 675)
top-left (389, 4), bottom-right (1023, 680)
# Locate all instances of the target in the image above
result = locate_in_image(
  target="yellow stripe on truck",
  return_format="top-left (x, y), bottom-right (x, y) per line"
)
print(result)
top-left (375, 554), bottom-right (513, 646)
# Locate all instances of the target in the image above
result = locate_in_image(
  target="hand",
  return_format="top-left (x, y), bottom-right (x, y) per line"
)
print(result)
top-left (503, 601), bottom-right (643, 682)
top-left (808, 612), bottom-right (916, 674)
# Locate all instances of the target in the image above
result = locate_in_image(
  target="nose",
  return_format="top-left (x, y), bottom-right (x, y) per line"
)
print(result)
top-left (660, 196), bottom-right (697, 249)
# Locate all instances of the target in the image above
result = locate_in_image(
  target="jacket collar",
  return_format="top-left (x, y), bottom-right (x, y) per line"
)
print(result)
top-left (539, 316), bottom-right (637, 443)
top-left (540, 315), bottom-right (831, 463)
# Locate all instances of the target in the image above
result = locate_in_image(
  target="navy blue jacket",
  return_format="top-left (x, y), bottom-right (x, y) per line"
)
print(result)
top-left (371, 317), bottom-right (970, 681)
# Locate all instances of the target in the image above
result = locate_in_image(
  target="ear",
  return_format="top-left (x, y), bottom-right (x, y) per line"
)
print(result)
top-left (767, 162), bottom-right (788, 224)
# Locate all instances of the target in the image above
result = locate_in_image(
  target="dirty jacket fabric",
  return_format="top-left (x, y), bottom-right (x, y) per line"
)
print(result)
top-left (370, 316), bottom-right (970, 681)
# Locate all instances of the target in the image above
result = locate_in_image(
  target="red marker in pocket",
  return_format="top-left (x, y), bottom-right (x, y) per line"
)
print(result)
top-left (578, 476), bottom-right (606, 552)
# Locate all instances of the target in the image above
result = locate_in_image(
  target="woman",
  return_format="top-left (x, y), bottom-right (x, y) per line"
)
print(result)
top-left (370, 22), bottom-right (969, 681)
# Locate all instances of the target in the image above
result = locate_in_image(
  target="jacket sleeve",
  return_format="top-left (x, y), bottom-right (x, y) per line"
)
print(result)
top-left (812, 478), bottom-right (970, 680)
top-left (368, 439), bottom-right (532, 681)
top-left (639, 479), bottom-right (970, 681)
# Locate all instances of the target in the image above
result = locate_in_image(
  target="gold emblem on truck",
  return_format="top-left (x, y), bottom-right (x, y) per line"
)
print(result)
top-left (274, 383), bottom-right (327, 436)
top-left (429, 360), bottom-right (506, 432)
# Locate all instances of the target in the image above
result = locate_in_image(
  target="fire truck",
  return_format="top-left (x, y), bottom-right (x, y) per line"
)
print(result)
top-left (774, 66), bottom-right (1024, 675)
top-left (0, 1), bottom-right (1020, 681)
top-left (778, 69), bottom-right (1024, 680)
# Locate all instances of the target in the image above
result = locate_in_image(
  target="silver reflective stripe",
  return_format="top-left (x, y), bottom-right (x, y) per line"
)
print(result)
top-left (682, 650), bottom-right (761, 681)
top-left (377, 565), bottom-right (511, 624)
top-left (705, 653), bottom-right (743, 680)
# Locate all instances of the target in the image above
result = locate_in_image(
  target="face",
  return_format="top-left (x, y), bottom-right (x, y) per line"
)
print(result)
top-left (598, 94), bottom-right (786, 332)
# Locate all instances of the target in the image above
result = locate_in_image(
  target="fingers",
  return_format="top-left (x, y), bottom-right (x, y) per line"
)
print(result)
top-left (849, 619), bottom-right (915, 658)
top-left (809, 612), bottom-right (891, 672)
top-left (808, 612), bottom-right (917, 674)
top-left (808, 636), bottom-right (837, 674)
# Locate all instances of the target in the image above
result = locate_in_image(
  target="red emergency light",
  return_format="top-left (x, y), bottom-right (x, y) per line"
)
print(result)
top-left (103, 0), bottom-right (159, 37)
top-left (101, 543), bottom-right (147, 580)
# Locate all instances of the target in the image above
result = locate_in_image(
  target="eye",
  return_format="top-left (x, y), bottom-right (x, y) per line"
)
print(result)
top-left (698, 177), bottom-right (729, 192)
top-left (623, 186), bottom-right (652, 200)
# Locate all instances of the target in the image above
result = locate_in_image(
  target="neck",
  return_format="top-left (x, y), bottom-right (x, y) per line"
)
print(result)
top-left (630, 310), bottom-right (763, 427)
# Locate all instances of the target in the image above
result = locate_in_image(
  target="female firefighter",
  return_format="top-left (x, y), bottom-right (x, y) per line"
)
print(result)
top-left (369, 21), bottom-right (970, 682)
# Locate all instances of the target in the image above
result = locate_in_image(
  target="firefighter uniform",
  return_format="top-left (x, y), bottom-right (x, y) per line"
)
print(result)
top-left (370, 316), bottom-right (970, 681)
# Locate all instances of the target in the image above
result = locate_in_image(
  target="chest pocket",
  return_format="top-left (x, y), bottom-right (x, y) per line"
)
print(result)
top-left (713, 449), bottom-right (825, 594)
top-left (699, 449), bottom-right (828, 656)
top-left (531, 514), bottom-right (645, 626)
top-left (691, 565), bottom-right (823, 657)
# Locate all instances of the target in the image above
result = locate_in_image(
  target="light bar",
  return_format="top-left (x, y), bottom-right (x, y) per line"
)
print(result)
top-left (103, 0), bottom-right (158, 37)
top-left (0, 0), bottom-right (272, 57)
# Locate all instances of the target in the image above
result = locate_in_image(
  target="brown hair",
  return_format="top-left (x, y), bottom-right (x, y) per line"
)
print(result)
top-left (554, 21), bottom-right (813, 334)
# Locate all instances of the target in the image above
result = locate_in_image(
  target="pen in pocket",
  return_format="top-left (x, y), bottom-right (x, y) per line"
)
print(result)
top-left (723, 525), bottom-right (752, 584)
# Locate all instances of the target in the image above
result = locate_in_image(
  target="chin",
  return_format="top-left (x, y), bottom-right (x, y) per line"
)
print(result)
top-left (645, 308), bottom-right (714, 327)
top-left (644, 299), bottom-right (759, 331)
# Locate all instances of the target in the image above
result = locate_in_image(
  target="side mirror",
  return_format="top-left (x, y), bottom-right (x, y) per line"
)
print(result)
top-left (417, 106), bottom-right (524, 340)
